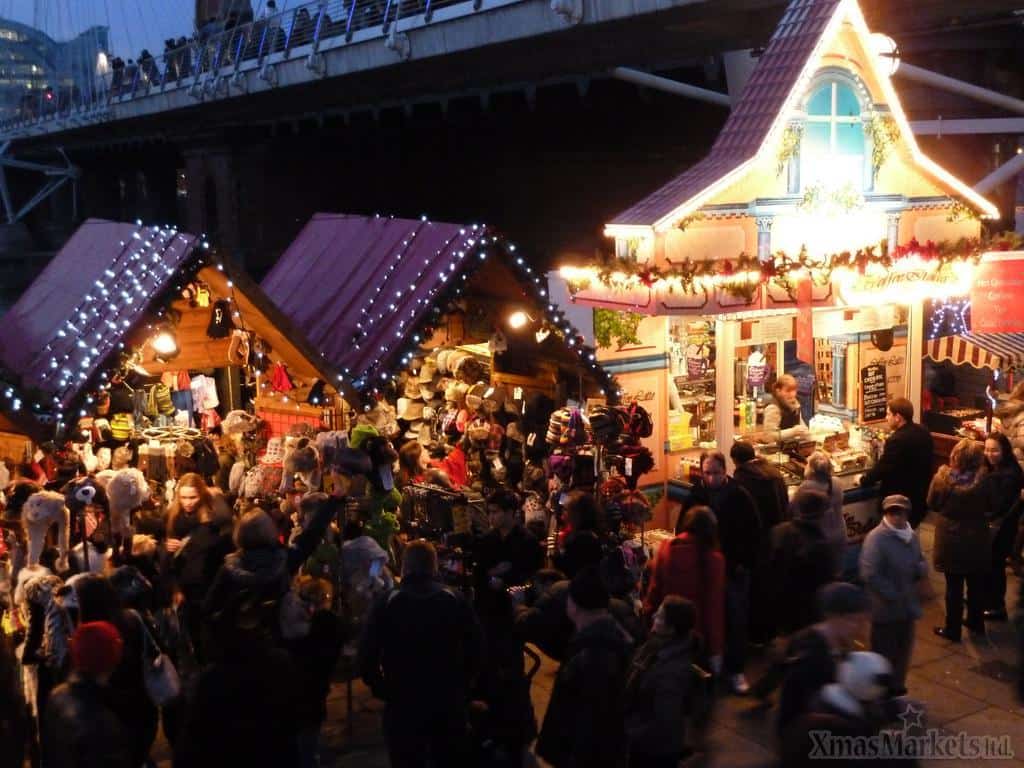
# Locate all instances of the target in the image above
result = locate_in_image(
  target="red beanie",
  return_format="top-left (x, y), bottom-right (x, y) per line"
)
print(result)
top-left (70, 621), bottom-right (123, 678)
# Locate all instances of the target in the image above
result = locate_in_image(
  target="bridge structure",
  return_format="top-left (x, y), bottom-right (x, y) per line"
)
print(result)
top-left (0, 0), bottom-right (1019, 281)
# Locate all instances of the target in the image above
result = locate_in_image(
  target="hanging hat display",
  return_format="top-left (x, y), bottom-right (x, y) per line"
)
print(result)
top-left (436, 349), bottom-right (453, 374)
top-left (206, 299), bottom-right (235, 339)
top-left (417, 358), bottom-right (439, 383)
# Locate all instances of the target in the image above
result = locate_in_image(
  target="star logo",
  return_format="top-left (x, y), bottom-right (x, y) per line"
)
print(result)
top-left (899, 702), bottom-right (925, 731)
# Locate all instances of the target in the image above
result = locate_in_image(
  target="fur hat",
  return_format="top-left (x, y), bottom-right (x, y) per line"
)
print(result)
top-left (23, 490), bottom-right (70, 569)
top-left (3, 480), bottom-right (41, 521)
top-left (285, 437), bottom-right (320, 475)
top-left (223, 410), bottom-right (259, 435)
top-left (465, 383), bottom-right (488, 412)
top-left (63, 477), bottom-right (109, 516)
top-left (106, 468), bottom-right (150, 538)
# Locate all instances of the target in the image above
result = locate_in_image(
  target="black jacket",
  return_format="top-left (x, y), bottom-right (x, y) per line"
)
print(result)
top-left (734, 459), bottom-right (790, 530)
top-left (536, 615), bottom-right (631, 768)
top-left (685, 477), bottom-right (761, 575)
top-left (359, 574), bottom-right (483, 710)
top-left (624, 634), bottom-right (693, 757)
top-left (44, 678), bottom-right (131, 768)
top-left (769, 519), bottom-right (836, 635)
top-left (556, 530), bottom-right (604, 580)
top-left (861, 422), bottom-right (934, 526)
top-left (174, 521), bottom-right (234, 602)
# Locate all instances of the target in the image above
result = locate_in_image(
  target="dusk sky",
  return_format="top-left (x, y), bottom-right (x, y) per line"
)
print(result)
top-left (0, 1), bottom-right (276, 60)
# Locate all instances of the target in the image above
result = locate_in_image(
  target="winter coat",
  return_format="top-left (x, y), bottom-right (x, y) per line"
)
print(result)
top-left (175, 632), bottom-right (300, 768)
top-left (996, 398), bottom-right (1024, 466)
top-left (173, 521), bottom-right (233, 603)
top-left (983, 464), bottom-right (1024, 556)
top-left (860, 422), bottom-right (934, 526)
top-left (624, 633), bottom-right (694, 757)
top-left (359, 574), bottom-right (484, 710)
top-left (929, 466), bottom-right (992, 574)
top-left (769, 518), bottom-right (836, 635)
top-left (859, 519), bottom-right (927, 623)
top-left (201, 495), bottom-right (339, 640)
top-left (799, 477), bottom-right (847, 568)
top-left (536, 615), bottom-right (631, 768)
top-left (643, 533), bottom-right (725, 656)
top-left (43, 677), bottom-right (131, 768)
top-left (734, 458), bottom-right (790, 530)
top-left (684, 477), bottom-right (761, 576)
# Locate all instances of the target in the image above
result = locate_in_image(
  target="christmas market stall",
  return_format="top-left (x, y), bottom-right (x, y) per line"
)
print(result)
top-left (0, 217), bottom-right (347, 563)
top-left (553, 0), bottom-right (1007, 543)
top-left (262, 213), bottom-right (664, 556)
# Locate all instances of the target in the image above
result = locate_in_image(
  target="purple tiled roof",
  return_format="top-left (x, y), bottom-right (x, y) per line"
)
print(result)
top-left (261, 214), bottom-right (487, 384)
top-left (0, 219), bottom-right (199, 409)
top-left (610, 0), bottom-right (842, 228)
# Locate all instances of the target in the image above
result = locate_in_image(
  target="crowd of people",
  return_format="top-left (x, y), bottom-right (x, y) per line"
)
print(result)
top-left (1, 395), bottom-right (1023, 767)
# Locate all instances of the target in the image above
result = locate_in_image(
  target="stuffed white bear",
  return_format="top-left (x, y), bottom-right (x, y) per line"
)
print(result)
top-left (106, 468), bottom-right (150, 539)
top-left (22, 491), bottom-right (70, 570)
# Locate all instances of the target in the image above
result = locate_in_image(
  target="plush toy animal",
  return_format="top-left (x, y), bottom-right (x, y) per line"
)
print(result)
top-left (283, 437), bottom-right (321, 492)
top-left (22, 490), bottom-right (70, 570)
top-left (106, 468), bottom-right (149, 539)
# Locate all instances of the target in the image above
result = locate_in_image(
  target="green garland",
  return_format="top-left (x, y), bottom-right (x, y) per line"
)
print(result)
top-left (777, 125), bottom-right (804, 177)
top-left (564, 231), bottom-right (1024, 301)
top-left (593, 308), bottom-right (643, 349)
top-left (865, 115), bottom-right (900, 172)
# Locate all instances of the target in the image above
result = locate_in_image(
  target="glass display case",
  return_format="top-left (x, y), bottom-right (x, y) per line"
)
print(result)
top-left (667, 318), bottom-right (716, 476)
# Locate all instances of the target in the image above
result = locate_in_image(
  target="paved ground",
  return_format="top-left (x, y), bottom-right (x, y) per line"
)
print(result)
top-left (153, 519), bottom-right (1024, 767)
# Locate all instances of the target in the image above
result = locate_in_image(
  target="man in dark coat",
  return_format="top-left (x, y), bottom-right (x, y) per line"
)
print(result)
top-left (473, 490), bottom-right (543, 760)
top-left (681, 451), bottom-right (761, 694)
top-left (731, 440), bottom-right (790, 644)
top-left (360, 540), bottom-right (483, 768)
top-left (859, 398), bottom-right (934, 528)
top-left (536, 567), bottom-right (632, 768)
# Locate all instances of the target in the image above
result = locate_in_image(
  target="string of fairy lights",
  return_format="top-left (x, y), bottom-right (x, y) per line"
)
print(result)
top-left (1, 214), bottom-right (622, 433)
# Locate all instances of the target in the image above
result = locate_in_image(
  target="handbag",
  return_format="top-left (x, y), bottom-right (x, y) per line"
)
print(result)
top-left (132, 610), bottom-right (181, 706)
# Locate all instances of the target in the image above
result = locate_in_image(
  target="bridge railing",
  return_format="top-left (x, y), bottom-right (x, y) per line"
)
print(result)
top-left (2, 0), bottom-right (489, 132)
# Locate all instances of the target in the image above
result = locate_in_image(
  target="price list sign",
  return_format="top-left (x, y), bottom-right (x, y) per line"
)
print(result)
top-left (861, 363), bottom-right (888, 423)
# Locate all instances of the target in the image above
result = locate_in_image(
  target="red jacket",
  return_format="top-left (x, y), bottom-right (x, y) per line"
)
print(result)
top-left (644, 533), bottom-right (725, 656)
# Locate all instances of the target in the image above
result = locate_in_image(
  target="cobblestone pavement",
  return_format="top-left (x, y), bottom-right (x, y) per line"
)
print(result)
top-left (152, 519), bottom-right (1024, 767)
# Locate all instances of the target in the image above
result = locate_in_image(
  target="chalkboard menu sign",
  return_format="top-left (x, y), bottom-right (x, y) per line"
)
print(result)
top-left (861, 363), bottom-right (888, 422)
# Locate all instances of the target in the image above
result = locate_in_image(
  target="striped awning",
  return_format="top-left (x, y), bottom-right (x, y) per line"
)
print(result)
top-left (925, 333), bottom-right (1024, 370)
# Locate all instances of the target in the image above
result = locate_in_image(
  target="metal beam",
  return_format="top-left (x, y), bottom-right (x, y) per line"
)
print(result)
top-left (975, 152), bottom-right (1024, 195)
top-left (610, 67), bottom-right (731, 107)
top-left (896, 62), bottom-right (1024, 116)
top-left (910, 117), bottom-right (1024, 136)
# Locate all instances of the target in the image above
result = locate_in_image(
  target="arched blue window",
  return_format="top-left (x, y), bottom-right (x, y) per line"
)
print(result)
top-left (800, 77), bottom-right (868, 191)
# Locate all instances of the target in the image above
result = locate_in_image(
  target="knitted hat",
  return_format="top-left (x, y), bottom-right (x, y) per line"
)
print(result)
top-left (70, 621), bottom-right (123, 678)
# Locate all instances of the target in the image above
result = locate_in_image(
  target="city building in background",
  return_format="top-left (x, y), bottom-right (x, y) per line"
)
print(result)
top-left (0, 18), bottom-right (109, 121)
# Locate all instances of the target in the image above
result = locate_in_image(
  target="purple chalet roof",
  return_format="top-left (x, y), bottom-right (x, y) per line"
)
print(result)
top-left (0, 219), bottom-right (199, 409)
top-left (610, 0), bottom-right (843, 228)
top-left (261, 214), bottom-right (488, 385)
